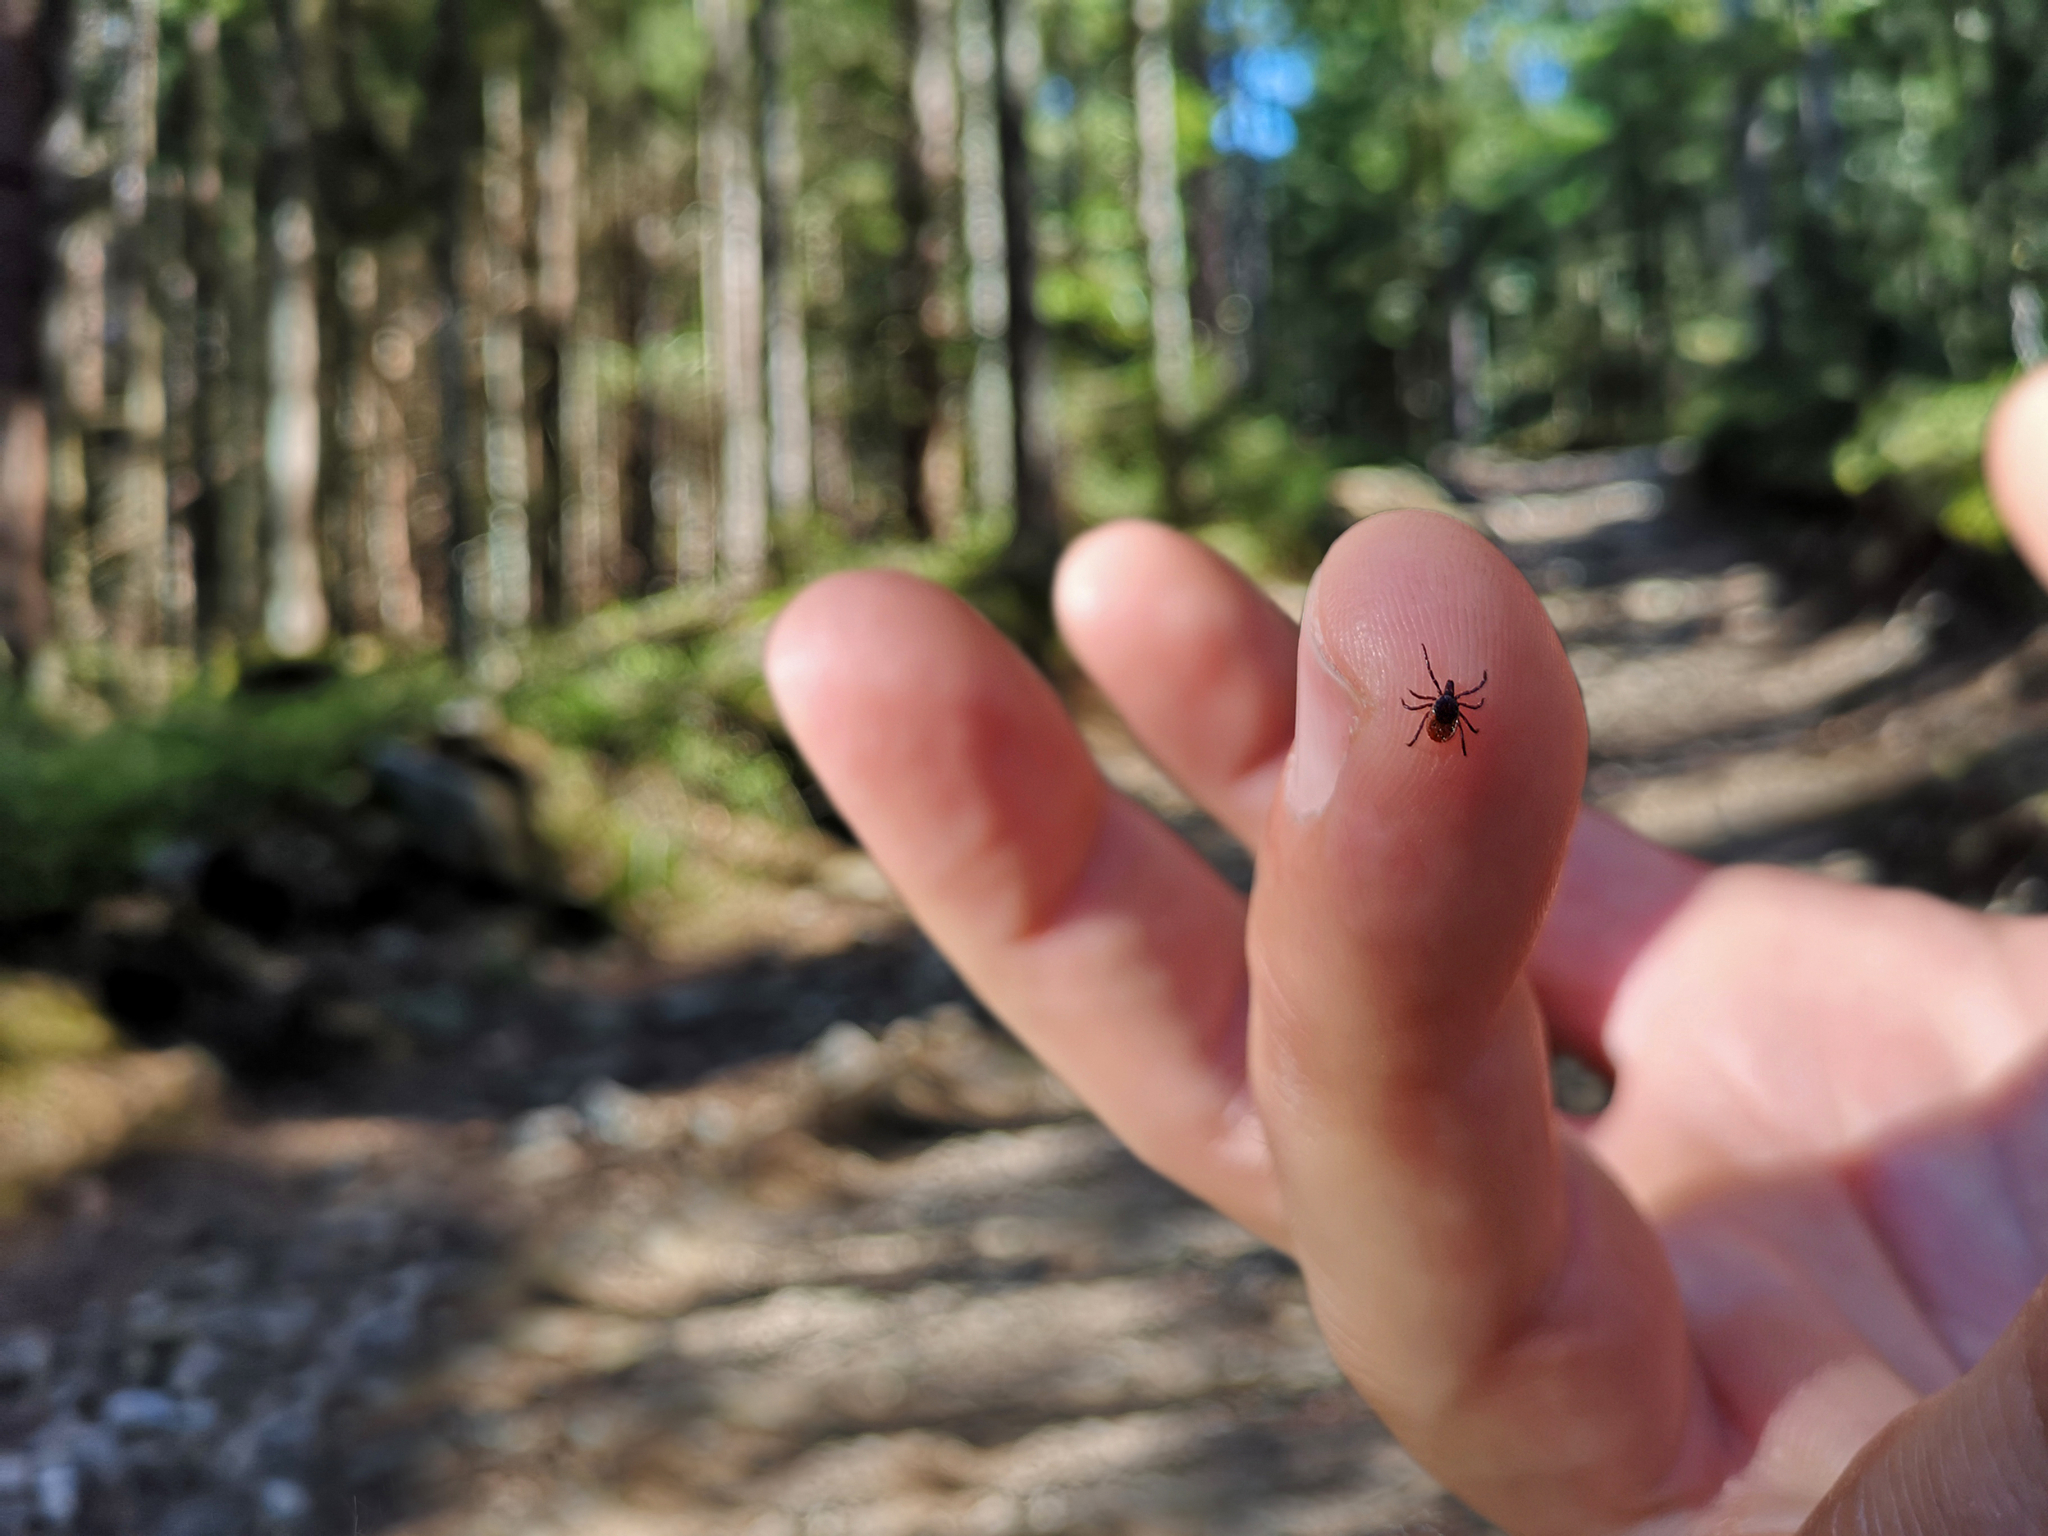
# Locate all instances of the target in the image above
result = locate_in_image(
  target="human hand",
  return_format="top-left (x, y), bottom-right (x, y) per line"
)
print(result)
top-left (764, 368), bottom-right (2048, 1535)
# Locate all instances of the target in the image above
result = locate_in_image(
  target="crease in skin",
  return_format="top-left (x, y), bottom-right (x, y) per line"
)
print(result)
top-left (998, 764), bottom-right (1111, 947)
top-left (1283, 576), bottom-right (1359, 821)
top-left (1652, 1357), bottom-right (1921, 1536)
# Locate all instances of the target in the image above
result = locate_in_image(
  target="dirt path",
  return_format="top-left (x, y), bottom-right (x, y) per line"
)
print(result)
top-left (5, 461), bottom-right (2048, 1536)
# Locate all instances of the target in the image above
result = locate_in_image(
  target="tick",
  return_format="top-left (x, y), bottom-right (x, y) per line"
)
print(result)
top-left (1402, 645), bottom-right (1487, 756)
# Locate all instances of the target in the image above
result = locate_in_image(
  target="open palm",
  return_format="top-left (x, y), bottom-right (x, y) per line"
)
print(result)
top-left (765, 376), bottom-right (2048, 1534)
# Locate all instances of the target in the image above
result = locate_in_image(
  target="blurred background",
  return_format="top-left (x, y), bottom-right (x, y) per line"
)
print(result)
top-left (2, 0), bottom-right (2048, 1530)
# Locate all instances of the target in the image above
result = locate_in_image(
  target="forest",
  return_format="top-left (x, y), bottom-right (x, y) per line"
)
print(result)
top-left (0, 0), bottom-right (2039, 900)
top-left (0, 0), bottom-right (2043, 673)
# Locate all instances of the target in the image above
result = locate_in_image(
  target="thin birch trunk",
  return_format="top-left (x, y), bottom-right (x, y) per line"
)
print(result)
top-left (698, 0), bottom-right (767, 588)
top-left (46, 216), bottom-right (105, 649)
top-left (102, 0), bottom-right (166, 650)
top-left (990, 0), bottom-right (1058, 584)
top-left (262, 196), bottom-right (326, 656)
top-left (956, 0), bottom-right (1012, 518)
top-left (427, 0), bottom-right (478, 658)
top-left (260, 0), bottom-right (327, 656)
top-left (1133, 0), bottom-right (1193, 435)
top-left (338, 249), bottom-right (423, 636)
top-left (481, 69), bottom-right (530, 634)
top-left (0, 0), bottom-right (52, 662)
top-left (758, 0), bottom-right (812, 523)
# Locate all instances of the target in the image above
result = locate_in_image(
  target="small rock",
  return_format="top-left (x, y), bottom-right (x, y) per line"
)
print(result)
top-left (169, 1339), bottom-right (224, 1396)
top-left (575, 1080), bottom-right (651, 1149)
top-left (371, 740), bottom-right (542, 888)
top-left (259, 1478), bottom-right (312, 1528)
top-left (506, 1106), bottom-right (584, 1183)
top-left (35, 1463), bottom-right (79, 1528)
top-left (102, 1386), bottom-right (181, 1434)
top-left (509, 1104), bottom-right (581, 1151)
top-left (0, 1328), bottom-right (51, 1388)
top-left (809, 1022), bottom-right (883, 1096)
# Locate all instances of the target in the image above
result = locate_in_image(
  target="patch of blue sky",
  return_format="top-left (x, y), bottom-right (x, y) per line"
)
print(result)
top-left (1233, 45), bottom-right (1314, 109)
top-left (1212, 96), bottom-right (1299, 159)
top-left (1037, 74), bottom-right (1077, 121)
top-left (1206, 0), bottom-right (1313, 161)
top-left (1511, 45), bottom-right (1571, 104)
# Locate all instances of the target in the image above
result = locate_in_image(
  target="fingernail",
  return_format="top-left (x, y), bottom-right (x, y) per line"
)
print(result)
top-left (1284, 582), bottom-right (1357, 820)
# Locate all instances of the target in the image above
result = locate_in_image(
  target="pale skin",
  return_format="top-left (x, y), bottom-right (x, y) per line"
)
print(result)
top-left (764, 367), bottom-right (2048, 1535)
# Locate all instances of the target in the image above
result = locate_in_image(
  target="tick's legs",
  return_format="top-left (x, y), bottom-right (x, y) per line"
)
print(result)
top-left (1463, 717), bottom-right (1480, 734)
top-left (1421, 645), bottom-right (1442, 694)
top-left (1460, 696), bottom-right (1484, 711)
top-left (1457, 721), bottom-right (1468, 756)
top-left (1407, 716), bottom-right (1428, 747)
top-left (1402, 699), bottom-right (1430, 712)
top-left (1456, 671), bottom-right (1488, 699)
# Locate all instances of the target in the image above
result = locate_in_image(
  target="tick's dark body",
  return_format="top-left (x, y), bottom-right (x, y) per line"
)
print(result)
top-left (1401, 646), bottom-right (1487, 755)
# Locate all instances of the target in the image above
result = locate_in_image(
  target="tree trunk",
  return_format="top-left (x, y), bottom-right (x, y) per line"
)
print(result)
top-left (181, 11), bottom-right (240, 649)
top-left (803, 210), bottom-right (857, 528)
top-left (102, 0), bottom-right (166, 651)
top-left (698, 0), bottom-right (768, 588)
top-left (531, 5), bottom-right (584, 622)
top-left (617, 219), bottom-right (656, 594)
top-left (427, 0), bottom-right (478, 658)
top-left (261, 195), bottom-right (326, 657)
top-left (990, 0), bottom-right (1058, 586)
top-left (1133, 0), bottom-right (1193, 439)
top-left (481, 69), bottom-right (531, 635)
top-left (956, 0), bottom-right (1012, 518)
top-left (45, 216), bottom-right (104, 650)
top-left (893, 0), bottom-right (959, 540)
top-left (337, 248), bottom-right (423, 636)
top-left (259, 0), bottom-right (328, 658)
top-left (758, 0), bottom-right (813, 523)
top-left (0, 0), bottom-right (53, 663)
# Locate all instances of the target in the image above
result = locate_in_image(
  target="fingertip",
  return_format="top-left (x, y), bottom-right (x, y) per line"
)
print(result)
top-left (762, 570), bottom-right (862, 715)
top-left (1054, 519), bottom-right (1299, 846)
top-left (1290, 509), bottom-right (1587, 974)
top-left (1985, 366), bottom-right (2048, 585)
top-left (1049, 520), bottom-right (1143, 634)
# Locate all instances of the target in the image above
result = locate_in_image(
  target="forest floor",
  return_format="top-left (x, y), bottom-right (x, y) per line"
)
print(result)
top-left (4, 457), bottom-right (2048, 1536)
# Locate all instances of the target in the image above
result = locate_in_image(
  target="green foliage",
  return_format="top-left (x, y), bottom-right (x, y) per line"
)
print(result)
top-left (1246, 0), bottom-right (2048, 538)
top-left (1187, 414), bottom-right (1341, 571)
top-left (0, 669), bottom-right (448, 921)
top-left (1833, 375), bottom-right (2012, 545)
top-left (503, 634), bottom-right (802, 824)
